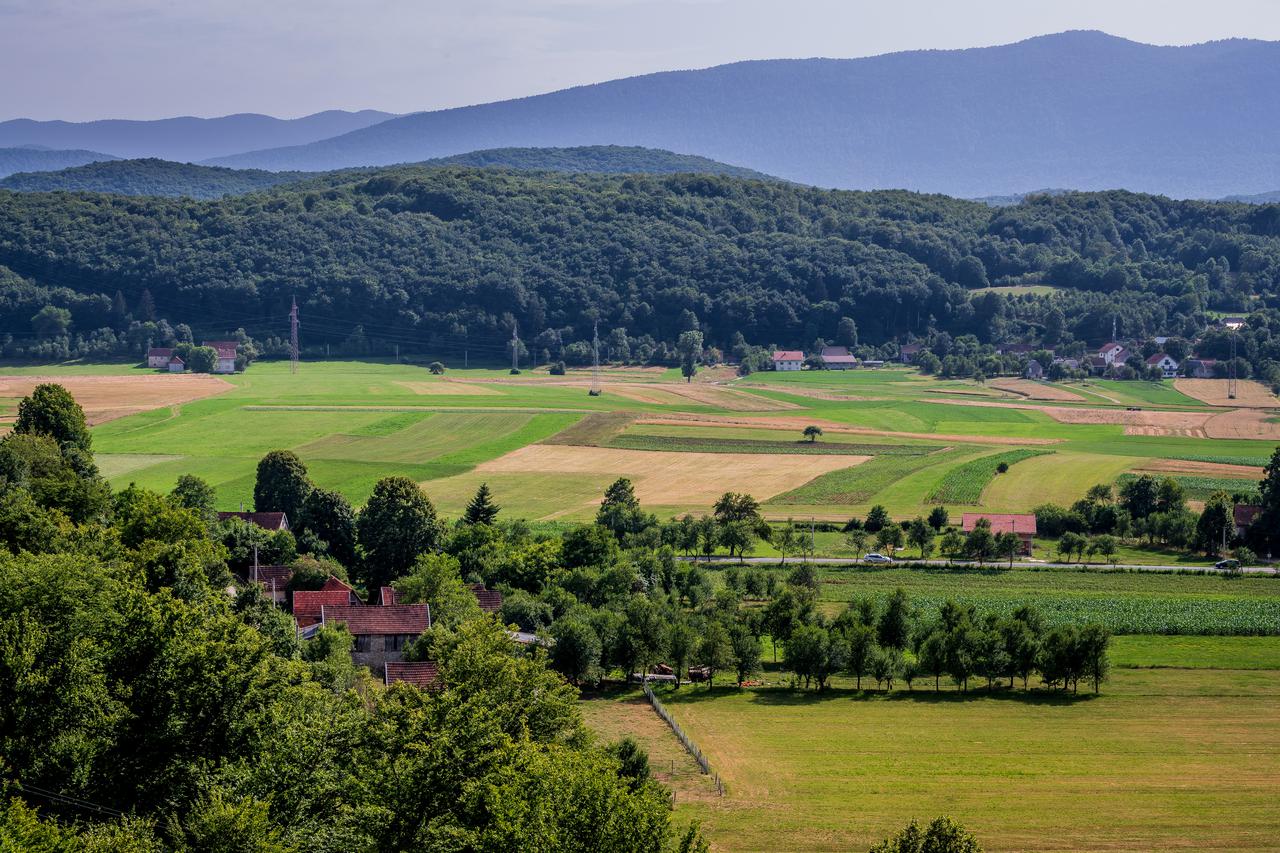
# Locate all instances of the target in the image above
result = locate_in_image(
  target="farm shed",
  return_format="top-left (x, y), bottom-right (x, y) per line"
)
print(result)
top-left (962, 512), bottom-right (1037, 556)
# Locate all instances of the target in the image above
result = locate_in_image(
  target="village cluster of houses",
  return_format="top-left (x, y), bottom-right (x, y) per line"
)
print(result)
top-left (774, 339), bottom-right (1214, 381)
top-left (146, 341), bottom-right (239, 374)
top-left (222, 510), bottom-right (507, 688)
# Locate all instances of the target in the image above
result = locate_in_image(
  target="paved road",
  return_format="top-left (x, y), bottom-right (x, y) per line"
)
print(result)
top-left (679, 555), bottom-right (1276, 575)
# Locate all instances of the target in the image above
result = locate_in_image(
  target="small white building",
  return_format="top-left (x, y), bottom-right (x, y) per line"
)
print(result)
top-left (771, 350), bottom-right (804, 371)
top-left (204, 340), bottom-right (238, 374)
top-left (147, 347), bottom-right (174, 368)
top-left (168, 355), bottom-right (185, 373)
top-left (1145, 353), bottom-right (1179, 379)
top-left (1099, 342), bottom-right (1125, 365)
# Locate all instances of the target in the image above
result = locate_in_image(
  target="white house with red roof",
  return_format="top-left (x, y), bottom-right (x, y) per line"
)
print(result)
top-left (147, 347), bottom-right (174, 368)
top-left (203, 340), bottom-right (238, 374)
top-left (771, 350), bottom-right (804, 371)
top-left (1099, 342), bottom-right (1126, 365)
top-left (1145, 353), bottom-right (1179, 378)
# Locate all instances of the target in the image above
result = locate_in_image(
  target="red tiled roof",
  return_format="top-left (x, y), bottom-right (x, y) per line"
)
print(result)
top-left (218, 511), bottom-right (290, 531)
top-left (250, 565), bottom-right (293, 590)
top-left (1100, 342), bottom-right (1124, 354)
top-left (321, 604), bottom-right (431, 635)
top-left (1234, 505), bottom-right (1263, 528)
top-left (820, 346), bottom-right (851, 358)
top-left (379, 586), bottom-right (401, 606)
top-left (470, 583), bottom-right (503, 613)
top-left (962, 513), bottom-right (1037, 536)
top-left (203, 340), bottom-right (238, 359)
top-left (771, 350), bottom-right (804, 361)
top-left (169, 356), bottom-right (184, 364)
top-left (900, 344), bottom-right (922, 353)
top-left (385, 661), bottom-right (441, 689)
top-left (322, 575), bottom-right (357, 594)
top-left (294, 588), bottom-right (358, 625)
top-left (1145, 353), bottom-right (1174, 366)
top-left (147, 347), bottom-right (173, 357)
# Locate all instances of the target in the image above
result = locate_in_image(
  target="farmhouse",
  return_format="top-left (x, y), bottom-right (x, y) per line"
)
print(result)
top-left (319, 604), bottom-right (432, 675)
top-left (1145, 353), bottom-right (1180, 378)
top-left (218, 510), bottom-right (291, 532)
top-left (898, 343), bottom-right (923, 363)
top-left (146, 347), bottom-right (174, 368)
top-left (1183, 358), bottom-right (1217, 379)
top-left (203, 340), bottom-right (238, 374)
top-left (771, 350), bottom-right (804, 371)
top-left (293, 576), bottom-right (362, 627)
top-left (820, 346), bottom-right (857, 370)
top-left (248, 564), bottom-right (293, 606)
top-left (962, 512), bottom-right (1037, 556)
top-left (1099, 342), bottom-right (1126, 365)
top-left (167, 356), bottom-right (185, 373)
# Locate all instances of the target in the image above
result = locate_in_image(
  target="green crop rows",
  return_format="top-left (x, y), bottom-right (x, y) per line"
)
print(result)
top-left (607, 434), bottom-right (941, 456)
top-left (925, 449), bottom-right (1053, 504)
top-left (1117, 473), bottom-right (1261, 501)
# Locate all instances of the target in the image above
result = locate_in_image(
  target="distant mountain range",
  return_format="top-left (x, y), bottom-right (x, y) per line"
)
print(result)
top-left (0, 110), bottom-right (396, 162)
top-left (0, 146), bottom-right (118, 179)
top-left (0, 146), bottom-right (773, 198)
top-left (5, 32), bottom-right (1280, 197)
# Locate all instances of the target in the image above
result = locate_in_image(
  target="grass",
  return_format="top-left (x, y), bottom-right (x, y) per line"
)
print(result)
top-left (747, 564), bottom-right (1280, 635)
top-left (607, 434), bottom-right (940, 456)
top-left (767, 448), bottom-right (981, 507)
top-left (1110, 635), bottom-right (1280, 669)
top-left (924, 448), bottom-right (1052, 504)
top-left (650, 666), bottom-right (1280, 852)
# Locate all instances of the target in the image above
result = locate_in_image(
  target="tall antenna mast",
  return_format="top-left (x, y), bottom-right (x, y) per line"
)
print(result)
top-left (590, 321), bottom-right (602, 396)
top-left (510, 322), bottom-right (519, 373)
top-left (289, 296), bottom-right (300, 374)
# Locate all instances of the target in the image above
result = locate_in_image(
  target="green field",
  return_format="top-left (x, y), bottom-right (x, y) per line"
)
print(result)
top-left (6, 359), bottom-right (1267, 525)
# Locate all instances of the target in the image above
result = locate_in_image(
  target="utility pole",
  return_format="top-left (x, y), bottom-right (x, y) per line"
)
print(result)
top-left (510, 323), bottom-right (520, 373)
top-left (1228, 322), bottom-right (1240, 400)
top-left (289, 296), bottom-right (300, 374)
top-left (590, 321), bottom-right (602, 396)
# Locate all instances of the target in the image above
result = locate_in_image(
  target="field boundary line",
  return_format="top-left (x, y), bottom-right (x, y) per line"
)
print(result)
top-left (242, 404), bottom-right (593, 414)
top-left (642, 682), bottom-right (723, 795)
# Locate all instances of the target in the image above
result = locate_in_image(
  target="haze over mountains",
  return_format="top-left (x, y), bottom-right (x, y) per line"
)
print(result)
top-left (4, 32), bottom-right (1280, 198)
top-left (0, 110), bottom-right (396, 163)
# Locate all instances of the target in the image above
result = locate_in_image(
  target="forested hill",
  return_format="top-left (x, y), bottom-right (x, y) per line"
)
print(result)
top-left (0, 167), bottom-right (1277, 373)
top-left (206, 32), bottom-right (1280, 198)
top-left (0, 146), bottom-right (773, 199)
top-left (0, 147), bottom-right (118, 179)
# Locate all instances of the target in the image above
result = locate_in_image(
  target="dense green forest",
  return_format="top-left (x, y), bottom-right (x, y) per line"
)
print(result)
top-left (0, 167), bottom-right (1277, 382)
top-left (0, 147), bottom-right (771, 200)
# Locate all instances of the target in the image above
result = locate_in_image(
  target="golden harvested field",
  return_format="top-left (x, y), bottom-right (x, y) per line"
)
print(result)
top-left (485, 380), bottom-right (799, 411)
top-left (392, 380), bottom-right (502, 395)
top-left (1204, 408), bottom-right (1280, 441)
top-left (1175, 378), bottom-right (1280, 408)
top-left (1135, 458), bottom-right (1265, 479)
top-left (989, 378), bottom-right (1086, 402)
top-left (0, 374), bottom-right (231, 425)
top-left (461, 443), bottom-right (871, 514)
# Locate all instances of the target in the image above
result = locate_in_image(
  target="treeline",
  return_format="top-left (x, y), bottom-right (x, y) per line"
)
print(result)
top-left (0, 169), bottom-right (1278, 380)
top-left (0, 385), bottom-right (703, 851)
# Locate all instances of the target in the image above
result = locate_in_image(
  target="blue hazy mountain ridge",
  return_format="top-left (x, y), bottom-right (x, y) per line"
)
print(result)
top-left (0, 147), bottom-right (119, 179)
top-left (0, 146), bottom-right (774, 198)
top-left (202, 32), bottom-right (1280, 199)
top-left (0, 110), bottom-right (397, 163)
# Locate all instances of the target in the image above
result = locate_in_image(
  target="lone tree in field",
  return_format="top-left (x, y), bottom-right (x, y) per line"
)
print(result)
top-left (428, 361), bottom-right (445, 375)
top-left (802, 425), bottom-right (823, 442)
top-left (254, 450), bottom-right (313, 523)
top-left (357, 476), bottom-right (442, 588)
top-left (597, 477), bottom-right (650, 537)
top-left (463, 482), bottom-right (500, 525)
top-left (928, 506), bottom-right (949, 531)
top-left (14, 383), bottom-right (91, 453)
top-left (677, 330), bottom-right (703, 383)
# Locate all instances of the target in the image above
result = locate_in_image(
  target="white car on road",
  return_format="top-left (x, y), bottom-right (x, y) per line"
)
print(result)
top-left (862, 553), bottom-right (893, 564)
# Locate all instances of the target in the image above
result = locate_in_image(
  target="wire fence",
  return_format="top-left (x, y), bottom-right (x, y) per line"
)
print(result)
top-left (642, 681), bottom-right (723, 796)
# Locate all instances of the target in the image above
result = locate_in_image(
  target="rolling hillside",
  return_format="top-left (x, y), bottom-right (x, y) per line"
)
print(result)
top-left (0, 110), bottom-right (397, 162)
top-left (0, 146), bottom-right (773, 198)
top-left (203, 32), bottom-right (1280, 198)
top-left (0, 147), bottom-right (118, 179)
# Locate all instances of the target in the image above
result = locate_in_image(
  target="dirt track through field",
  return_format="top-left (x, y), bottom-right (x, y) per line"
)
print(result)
top-left (989, 378), bottom-right (1087, 402)
top-left (0, 374), bottom-right (232, 425)
top-left (1175, 378), bottom-right (1280, 408)
top-left (636, 413), bottom-right (1060, 446)
top-left (472, 444), bottom-right (872, 512)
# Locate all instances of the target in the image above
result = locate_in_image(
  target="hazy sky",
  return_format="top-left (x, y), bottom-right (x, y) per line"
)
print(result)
top-left (4, 0), bottom-right (1280, 121)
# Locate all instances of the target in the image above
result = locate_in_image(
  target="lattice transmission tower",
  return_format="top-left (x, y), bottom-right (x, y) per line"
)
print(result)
top-left (289, 296), bottom-right (300, 374)
top-left (589, 321), bottom-right (602, 396)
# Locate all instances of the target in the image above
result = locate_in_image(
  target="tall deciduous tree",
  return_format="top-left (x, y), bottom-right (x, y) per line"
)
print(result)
top-left (299, 487), bottom-right (358, 568)
top-left (357, 476), bottom-right (441, 589)
top-left (253, 450), bottom-right (312, 523)
top-left (14, 383), bottom-right (91, 454)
